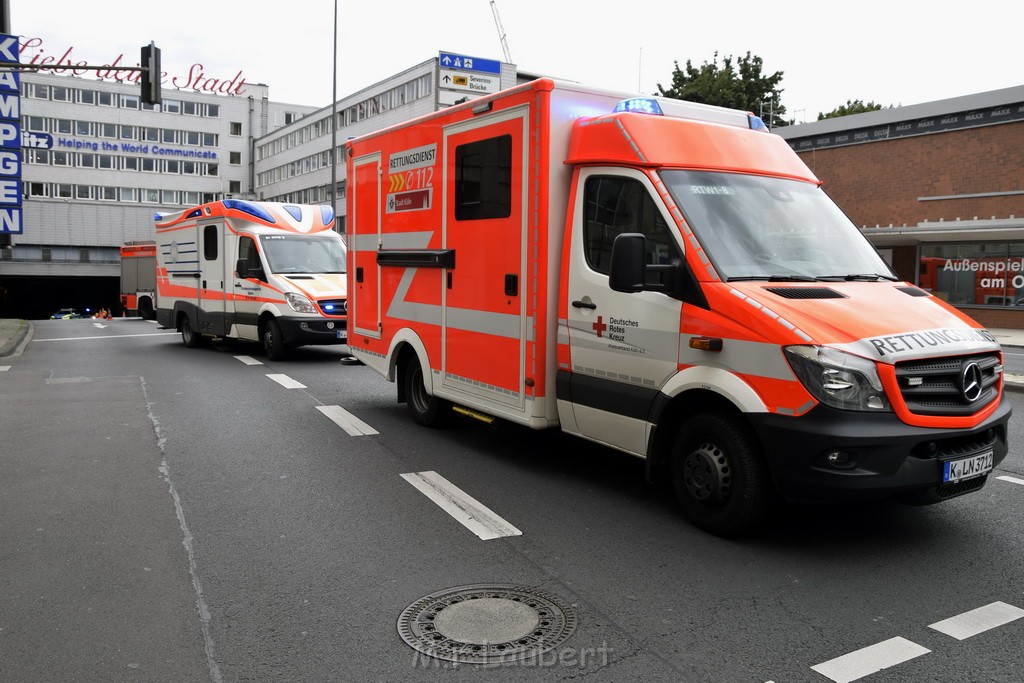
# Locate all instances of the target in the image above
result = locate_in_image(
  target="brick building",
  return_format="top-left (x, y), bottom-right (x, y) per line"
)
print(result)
top-left (774, 85), bottom-right (1024, 329)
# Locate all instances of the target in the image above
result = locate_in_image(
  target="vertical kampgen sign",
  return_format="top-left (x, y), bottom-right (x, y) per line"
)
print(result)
top-left (0, 33), bottom-right (21, 234)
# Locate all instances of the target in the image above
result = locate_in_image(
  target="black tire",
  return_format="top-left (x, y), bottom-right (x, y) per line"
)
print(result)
top-left (262, 318), bottom-right (286, 361)
top-left (403, 355), bottom-right (450, 427)
top-left (670, 412), bottom-right (773, 537)
top-left (138, 297), bottom-right (156, 320)
top-left (181, 315), bottom-right (203, 348)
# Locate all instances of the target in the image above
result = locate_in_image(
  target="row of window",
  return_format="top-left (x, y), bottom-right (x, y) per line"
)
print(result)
top-left (0, 245), bottom-right (120, 264)
top-left (256, 148), bottom-right (340, 186)
top-left (263, 181), bottom-right (345, 207)
top-left (255, 74), bottom-right (433, 160)
top-left (25, 149), bottom-right (231, 174)
top-left (24, 116), bottom-right (228, 147)
top-left (25, 183), bottom-right (234, 205)
top-left (23, 82), bottom-right (221, 117)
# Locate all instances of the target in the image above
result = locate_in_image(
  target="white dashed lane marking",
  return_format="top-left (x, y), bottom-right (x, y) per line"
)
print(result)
top-left (266, 373), bottom-right (306, 389)
top-left (810, 637), bottom-right (930, 683)
top-left (234, 355), bottom-right (263, 365)
top-left (400, 471), bottom-right (522, 541)
top-left (0, 365), bottom-right (9, 372)
top-left (929, 601), bottom-right (1024, 640)
top-left (316, 405), bottom-right (378, 436)
top-left (997, 475), bottom-right (1024, 486)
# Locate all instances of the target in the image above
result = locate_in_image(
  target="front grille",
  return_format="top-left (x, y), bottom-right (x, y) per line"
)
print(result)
top-left (935, 430), bottom-right (998, 459)
top-left (895, 352), bottom-right (1001, 416)
top-left (935, 475), bottom-right (988, 498)
top-left (317, 298), bottom-right (347, 316)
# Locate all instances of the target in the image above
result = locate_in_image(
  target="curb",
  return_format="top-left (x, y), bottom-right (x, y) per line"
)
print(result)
top-left (0, 320), bottom-right (32, 358)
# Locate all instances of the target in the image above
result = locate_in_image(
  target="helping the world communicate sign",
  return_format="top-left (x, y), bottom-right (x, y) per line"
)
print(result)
top-left (0, 33), bottom-right (22, 234)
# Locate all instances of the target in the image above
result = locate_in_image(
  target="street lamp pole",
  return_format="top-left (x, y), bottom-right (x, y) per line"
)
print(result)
top-left (330, 0), bottom-right (339, 233)
top-left (760, 92), bottom-right (774, 129)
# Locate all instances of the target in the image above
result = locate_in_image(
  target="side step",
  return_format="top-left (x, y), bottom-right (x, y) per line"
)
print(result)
top-left (453, 405), bottom-right (496, 424)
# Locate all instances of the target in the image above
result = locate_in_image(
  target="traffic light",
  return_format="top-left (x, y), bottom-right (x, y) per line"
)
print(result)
top-left (140, 42), bottom-right (161, 105)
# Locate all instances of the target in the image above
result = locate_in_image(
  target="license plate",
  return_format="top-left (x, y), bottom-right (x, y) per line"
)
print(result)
top-left (336, 331), bottom-right (346, 340)
top-left (943, 451), bottom-right (994, 483)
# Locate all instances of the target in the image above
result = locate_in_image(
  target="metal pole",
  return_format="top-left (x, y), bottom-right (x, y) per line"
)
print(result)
top-left (330, 0), bottom-right (339, 234)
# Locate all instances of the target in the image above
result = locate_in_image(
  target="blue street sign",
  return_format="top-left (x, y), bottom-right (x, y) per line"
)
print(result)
top-left (0, 32), bottom-right (22, 234)
top-left (438, 52), bottom-right (501, 75)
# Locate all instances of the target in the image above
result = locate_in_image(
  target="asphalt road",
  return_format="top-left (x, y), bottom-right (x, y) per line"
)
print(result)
top-left (2, 318), bottom-right (1024, 682)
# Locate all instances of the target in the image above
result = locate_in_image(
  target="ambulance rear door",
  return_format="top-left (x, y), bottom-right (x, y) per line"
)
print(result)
top-left (441, 107), bottom-right (529, 414)
top-left (196, 219), bottom-right (227, 336)
top-left (349, 153), bottom-right (382, 341)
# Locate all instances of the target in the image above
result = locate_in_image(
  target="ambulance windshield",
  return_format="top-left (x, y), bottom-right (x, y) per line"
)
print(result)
top-left (663, 170), bottom-right (895, 282)
top-left (259, 232), bottom-right (347, 275)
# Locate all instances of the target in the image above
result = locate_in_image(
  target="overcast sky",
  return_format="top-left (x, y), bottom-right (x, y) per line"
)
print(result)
top-left (11, 1), bottom-right (1022, 122)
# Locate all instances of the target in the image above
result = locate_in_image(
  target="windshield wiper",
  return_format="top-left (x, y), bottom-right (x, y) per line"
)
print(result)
top-left (812, 273), bottom-right (899, 282)
top-left (841, 273), bottom-right (899, 281)
top-left (727, 275), bottom-right (818, 282)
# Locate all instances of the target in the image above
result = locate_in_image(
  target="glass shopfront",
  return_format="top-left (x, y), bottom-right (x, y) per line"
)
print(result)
top-left (920, 243), bottom-right (1024, 307)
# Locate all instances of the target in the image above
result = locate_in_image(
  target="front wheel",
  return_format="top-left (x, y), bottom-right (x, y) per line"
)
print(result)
top-left (262, 318), bottom-right (287, 361)
top-left (404, 355), bottom-right (450, 427)
top-left (670, 412), bottom-right (773, 537)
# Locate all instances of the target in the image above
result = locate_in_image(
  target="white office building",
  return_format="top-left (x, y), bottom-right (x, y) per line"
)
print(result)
top-left (5, 71), bottom-right (316, 280)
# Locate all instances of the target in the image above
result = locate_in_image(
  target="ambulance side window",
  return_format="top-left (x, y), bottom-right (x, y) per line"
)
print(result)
top-left (583, 176), bottom-right (677, 277)
top-left (202, 225), bottom-right (218, 260)
top-left (455, 134), bottom-right (511, 220)
top-left (238, 236), bottom-right (262, 280)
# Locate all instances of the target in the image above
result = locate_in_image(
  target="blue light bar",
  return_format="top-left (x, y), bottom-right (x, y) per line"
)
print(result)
top-left (613, 98), bottom-right (664, 115)
top-left (320, 205), bottom-right (335, 226)
top-left (748, 115), bottom-right (769, 131)
top-left (223, 199), bottom-right (276, 223)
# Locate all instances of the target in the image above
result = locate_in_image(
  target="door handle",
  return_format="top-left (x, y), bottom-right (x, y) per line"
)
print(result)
top-left (571, 300), bottom-right (597, 310)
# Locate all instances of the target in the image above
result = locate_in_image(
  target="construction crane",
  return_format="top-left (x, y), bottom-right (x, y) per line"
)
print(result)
top-left (490, 0), bottom-right (513, 63)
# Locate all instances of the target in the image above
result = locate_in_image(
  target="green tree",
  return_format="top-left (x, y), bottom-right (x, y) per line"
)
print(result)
top-left (656, 51), bottom-right (786, 128)
top-left (817, 99), bottom-right (887, 120)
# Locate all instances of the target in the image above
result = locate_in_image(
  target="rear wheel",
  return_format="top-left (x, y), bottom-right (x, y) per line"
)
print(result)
top-left (262, 318), bottom-right (287, 361)
top-left (138, 297), bottom-right (156, 320)
top-left (181, 316), bottom-right (203, 348)
top-left (404, 355), bottom-right (450, 427)
top-left (670, 412), bottom-right (773, 537)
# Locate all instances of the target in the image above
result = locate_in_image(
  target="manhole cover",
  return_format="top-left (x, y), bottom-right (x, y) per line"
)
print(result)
top-left (397, 584), bottom-right (578, 664)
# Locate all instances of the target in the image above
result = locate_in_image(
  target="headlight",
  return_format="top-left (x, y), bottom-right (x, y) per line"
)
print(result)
top-left (784, 345), bottom-right (890, 412)
top-left (284, 292), bottom-right (316, 313)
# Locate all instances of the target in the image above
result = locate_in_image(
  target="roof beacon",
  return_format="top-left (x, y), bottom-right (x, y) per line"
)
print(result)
top-left (613, 97), bottom-right (664, 115)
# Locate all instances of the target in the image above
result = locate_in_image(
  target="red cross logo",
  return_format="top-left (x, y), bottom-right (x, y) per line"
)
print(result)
top-left (592, 315), bottom-right (607, 338)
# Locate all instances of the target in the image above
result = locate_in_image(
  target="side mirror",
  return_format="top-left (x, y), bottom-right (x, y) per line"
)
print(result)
top-left (235, 258), bottom-right (248, 278)
top-left (609, 233), bottom-right (646, 293)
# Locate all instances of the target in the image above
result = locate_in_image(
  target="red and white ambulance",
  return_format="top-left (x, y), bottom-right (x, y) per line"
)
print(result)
top-left (155, 199), bottom-right (347, 360)
top-left (344, 78), bottom-right (1010, 535)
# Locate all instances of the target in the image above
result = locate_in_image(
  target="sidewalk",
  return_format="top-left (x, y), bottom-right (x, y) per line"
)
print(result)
top-left (1, 318), bottom-right (1023, 390)
top-left (0, 318), bottom-right (31, 358)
